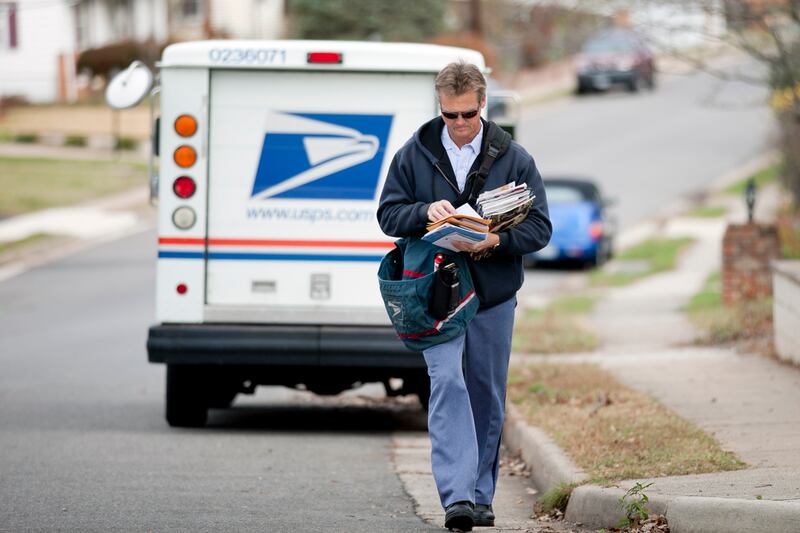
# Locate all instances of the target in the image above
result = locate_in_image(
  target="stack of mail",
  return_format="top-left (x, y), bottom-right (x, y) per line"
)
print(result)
top-left (422, 204), bottom-right (490, 252)
top-left (477, 183), bottom-right (534, 217)
top-left (476, 183), bottom-right (535, 233)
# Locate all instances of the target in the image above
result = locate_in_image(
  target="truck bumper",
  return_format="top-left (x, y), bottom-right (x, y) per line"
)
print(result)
top-left (147, 324), bottom-right (424, 369)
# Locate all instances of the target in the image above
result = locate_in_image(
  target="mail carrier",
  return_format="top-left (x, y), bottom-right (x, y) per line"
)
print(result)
top-left (144, 40), bottom-right (487, 426)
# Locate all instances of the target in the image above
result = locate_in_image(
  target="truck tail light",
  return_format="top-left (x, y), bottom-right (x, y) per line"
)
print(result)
top-left (174, 145), bottom-right (196, 168)
top-left (307, 52), bottom-right (343, 64)
top-left (173, 176), bottom-right (196, 199)
top-left (176, 283), bottom-right (188, 295)
top-left (174, 114), bottom-right (198, 137)
top-left (172, 206), bottom-right (196, 230)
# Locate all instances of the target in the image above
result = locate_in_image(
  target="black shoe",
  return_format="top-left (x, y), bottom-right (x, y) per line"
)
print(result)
top-left (473, 503), bottom-right (495, 527)
top-left (444, 501), bottom-right (474, 531)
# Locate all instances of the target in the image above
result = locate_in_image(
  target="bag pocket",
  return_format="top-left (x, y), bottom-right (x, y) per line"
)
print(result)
top-left (428, 261), bottom-right (459, 320)
top-left (379, 273), bottom-right (435, 333)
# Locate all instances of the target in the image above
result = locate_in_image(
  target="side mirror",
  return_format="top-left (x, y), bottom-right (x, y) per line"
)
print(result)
top-left (602, 197), bottom-right (617, 208)
top-left (486, 90), bottom-right (521, 139)
top-left (105, 61), bottom-right (153, 110)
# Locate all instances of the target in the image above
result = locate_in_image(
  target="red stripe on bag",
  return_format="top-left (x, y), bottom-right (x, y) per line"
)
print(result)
top-left (402, 269), bottom-right (426, 279)
top-left (398, 325), bottom-right (441, 339)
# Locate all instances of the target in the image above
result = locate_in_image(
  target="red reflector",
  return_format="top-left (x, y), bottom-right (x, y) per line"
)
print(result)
top-left (177, 284), bottom-right (188, 295)
top-left (589, 222), bottom-right (603, 241)
top-left (173, 176), bottom-right (196, 199)
top-left (307, 52), bottom-right (342, 64)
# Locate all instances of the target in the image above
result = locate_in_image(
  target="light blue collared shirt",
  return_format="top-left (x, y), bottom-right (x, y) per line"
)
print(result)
top-left (441, 123), bottom-right (484, 193)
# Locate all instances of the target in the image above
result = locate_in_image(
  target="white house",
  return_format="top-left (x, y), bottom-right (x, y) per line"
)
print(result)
top-left (0, 0), bottom-right (78, 103)
top-left (0, 0), bottom-right (287, 104)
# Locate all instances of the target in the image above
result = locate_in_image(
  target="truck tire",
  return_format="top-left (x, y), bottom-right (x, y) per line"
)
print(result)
top-left (165, 365), bottom-right (209, 428)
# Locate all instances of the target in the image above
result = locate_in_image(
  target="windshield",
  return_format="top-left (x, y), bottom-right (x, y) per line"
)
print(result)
top-left (583, 34), bottom-right (636, 53)
top-left (546, 185), bottom-right (588, 203)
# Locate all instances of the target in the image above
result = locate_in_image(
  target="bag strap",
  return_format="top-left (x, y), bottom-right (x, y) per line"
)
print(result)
top-left (454, 122), bottom-right (512, 208)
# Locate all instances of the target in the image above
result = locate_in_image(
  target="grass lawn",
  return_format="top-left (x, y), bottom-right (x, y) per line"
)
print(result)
top-left (0, 156), bottom-right (147, 217)
top-left (589, 237), bottom-right (694, 287)
top-left (513, 296), bottom-right (600, 354)
top-left (685, 206), bottom-right (727, 218)
top-left (685, 271), bottom-right (773, 345)
top-left (508, 362), bottom-right (746, 484)
top-left (0, 233), bottom-right (54, 256)
top-left (725, 159), bottom-right (783, 195)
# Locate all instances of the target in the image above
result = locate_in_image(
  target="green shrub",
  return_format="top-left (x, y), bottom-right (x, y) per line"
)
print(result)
top-left (114, 137), bottom-right (138, 150)
top-left (64, 135), bottom-right (88, 147)
top-left (14, 133), bottom-right (38, 144)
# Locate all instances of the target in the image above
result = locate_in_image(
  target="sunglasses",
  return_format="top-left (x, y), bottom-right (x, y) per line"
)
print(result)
top-left (440, 109), bottom-right (480, 120)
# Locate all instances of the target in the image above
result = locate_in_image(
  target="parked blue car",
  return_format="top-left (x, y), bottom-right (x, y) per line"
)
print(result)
top-left (527, 178), bottom-right (616, 267)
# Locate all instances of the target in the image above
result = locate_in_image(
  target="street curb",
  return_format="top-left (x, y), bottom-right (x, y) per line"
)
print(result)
top-left (565, 485), bottom-right (668, 530)
top-left (503, 407), bottom-right (800, 532)
top-left (666, 496), bottom-right (800, 533)
top-left (502, 404), bottom-right (587, 493)
top-left (0, 185), bottom-right (153, 283)
top-left (566, 484), bottom-right (800, 533)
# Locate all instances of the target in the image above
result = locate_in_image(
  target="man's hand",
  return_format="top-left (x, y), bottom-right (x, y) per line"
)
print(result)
top-left (427, 200), bottom-right (456, 222)
top-left (453, 232), bottom-right (500, 253)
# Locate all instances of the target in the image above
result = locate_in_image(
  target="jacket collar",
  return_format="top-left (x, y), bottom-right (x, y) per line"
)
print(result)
top-left (414, 117), bottom-right (492, 164)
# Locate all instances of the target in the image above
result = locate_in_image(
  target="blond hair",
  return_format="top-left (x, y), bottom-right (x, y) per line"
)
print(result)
top-left (435, 61), bottom-right (486, 103)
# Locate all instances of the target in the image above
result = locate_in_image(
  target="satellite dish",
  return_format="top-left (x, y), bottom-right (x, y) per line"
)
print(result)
top-left (105, 61), bottom-right (153, 110)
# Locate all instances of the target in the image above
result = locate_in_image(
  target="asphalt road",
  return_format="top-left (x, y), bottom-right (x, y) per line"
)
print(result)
top-left (0, 231), bottom-right (436, 532)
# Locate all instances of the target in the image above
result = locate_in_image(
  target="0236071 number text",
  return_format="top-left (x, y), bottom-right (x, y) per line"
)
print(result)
top-left (208, 48), bottom-right (287, 65)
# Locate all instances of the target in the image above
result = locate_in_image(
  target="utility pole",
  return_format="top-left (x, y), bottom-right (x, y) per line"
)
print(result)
top-left (469, 0), bottom-right (483, 36)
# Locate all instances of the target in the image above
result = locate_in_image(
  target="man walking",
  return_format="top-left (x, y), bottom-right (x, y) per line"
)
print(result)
top-left (377, 61), bottom-right (551, 531)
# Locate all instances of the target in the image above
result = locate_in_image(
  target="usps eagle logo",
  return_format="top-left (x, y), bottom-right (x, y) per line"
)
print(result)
top-left (251, 112), bottom-right (394, 200)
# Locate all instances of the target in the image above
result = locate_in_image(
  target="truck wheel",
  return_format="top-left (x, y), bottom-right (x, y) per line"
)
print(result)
top-left (165, 365), bottom-right (208, 428)
top-left (207, 388), bottom-right (237, 409)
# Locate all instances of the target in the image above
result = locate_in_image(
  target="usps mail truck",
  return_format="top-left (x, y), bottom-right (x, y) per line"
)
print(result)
top-left (138, 40), bottom-right (487, 427)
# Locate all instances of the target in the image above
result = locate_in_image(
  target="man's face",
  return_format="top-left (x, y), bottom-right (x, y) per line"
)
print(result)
top-left (438, 90), bottom-right (485, 148)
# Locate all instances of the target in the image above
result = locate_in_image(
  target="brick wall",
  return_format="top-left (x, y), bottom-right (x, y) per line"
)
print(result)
top-left (722, 223), bottom-right (780, 304)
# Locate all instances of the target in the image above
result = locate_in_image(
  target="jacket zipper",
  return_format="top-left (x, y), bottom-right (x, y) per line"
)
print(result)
top-left (434, 163), bottom-right (460, 195)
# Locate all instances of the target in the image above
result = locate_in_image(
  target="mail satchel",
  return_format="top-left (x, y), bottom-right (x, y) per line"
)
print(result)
top-left (377, 237), bottom-right (479, 352)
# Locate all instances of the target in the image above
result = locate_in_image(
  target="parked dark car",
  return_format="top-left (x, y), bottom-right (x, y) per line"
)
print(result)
top-left (575, 28), bottom-right (656, 94)
top-left (526, 178), bottom-right (616, 267)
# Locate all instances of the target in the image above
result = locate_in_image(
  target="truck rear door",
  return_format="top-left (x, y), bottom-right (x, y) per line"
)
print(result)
top-left (205, 69), bottom-right (433, 325)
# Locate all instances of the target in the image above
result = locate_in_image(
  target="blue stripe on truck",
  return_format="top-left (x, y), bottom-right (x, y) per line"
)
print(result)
top-left (158, 251), bottom-right (382, 262)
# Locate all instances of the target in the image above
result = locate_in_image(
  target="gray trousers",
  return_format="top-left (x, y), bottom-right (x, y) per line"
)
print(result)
top-left (422, 296), bottom-right (516, 508)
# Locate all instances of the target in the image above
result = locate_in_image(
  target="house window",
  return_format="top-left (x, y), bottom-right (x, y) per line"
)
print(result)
top-left (180, 0), bottom-right (200, 18)
top-left (75, 2), bottom-right (90, 49)
top-left (111, 0), bottom-right (134, 39)
top-left (0, 2), bottom-right (18, 50)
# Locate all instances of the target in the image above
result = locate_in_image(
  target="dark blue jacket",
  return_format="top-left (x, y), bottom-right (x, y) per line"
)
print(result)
top-left (377, 117), bottom-right (552, 309)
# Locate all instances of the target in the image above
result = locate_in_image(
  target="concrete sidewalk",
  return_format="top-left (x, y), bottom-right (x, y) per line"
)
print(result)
top-left (505, 165), bottom-right (800, 531)
top-left (506, 346), bottom-right (800, 532)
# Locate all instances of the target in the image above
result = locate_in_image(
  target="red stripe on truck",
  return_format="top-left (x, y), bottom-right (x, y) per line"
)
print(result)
top-left (159, 237), bottom-right (394, 248)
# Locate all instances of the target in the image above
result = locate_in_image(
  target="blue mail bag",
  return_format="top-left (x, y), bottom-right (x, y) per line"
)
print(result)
top-left (377, 237), bottom-right (479, 352)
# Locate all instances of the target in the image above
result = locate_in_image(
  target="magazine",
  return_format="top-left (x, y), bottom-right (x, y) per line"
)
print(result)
top-left (471, 182), bottom-right (536, 260)
top-left (422, 223), bottom-right (487, 251)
